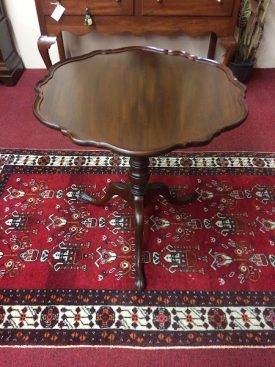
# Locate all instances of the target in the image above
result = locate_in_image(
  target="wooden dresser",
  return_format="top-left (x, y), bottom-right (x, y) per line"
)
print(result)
top-left (35, 0), bottom-right (241, 69)
top-left (0, 0), bottom-right (24, 85)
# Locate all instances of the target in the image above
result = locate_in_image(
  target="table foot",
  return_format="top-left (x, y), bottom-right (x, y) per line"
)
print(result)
top-left (147, 182), bottom-right (198, 205)
top-left (80, 182), bottom-right (131, 205)
top-left (81, 157), bottom-right (197, 290)
top-left (133, 196), bottom-right (146, 291)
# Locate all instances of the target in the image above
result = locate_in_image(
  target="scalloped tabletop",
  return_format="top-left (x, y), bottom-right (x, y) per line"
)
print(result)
top-left (34, 47), bottom-right (248, 157)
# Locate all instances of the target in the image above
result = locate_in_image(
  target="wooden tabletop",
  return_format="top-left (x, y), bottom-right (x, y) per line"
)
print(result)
top-left (34, 46), bottom-right (248, 157)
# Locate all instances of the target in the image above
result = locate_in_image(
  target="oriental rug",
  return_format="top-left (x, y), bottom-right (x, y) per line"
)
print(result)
top-left (0, 149), bottom-right (274, 348)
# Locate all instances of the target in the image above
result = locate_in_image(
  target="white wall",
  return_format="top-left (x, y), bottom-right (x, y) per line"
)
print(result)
top-left (256, 1), bottom-right (275, 68)
top-left (3, 0), bottom-right (275, 68)
top-left (3, 0), bottom-right (59, 68)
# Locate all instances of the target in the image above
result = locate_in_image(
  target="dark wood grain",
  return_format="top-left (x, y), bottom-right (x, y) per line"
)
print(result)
top-left (33, 46), bottom-right (248, 290)
top-left (34, 46), bottom-right (248, 157)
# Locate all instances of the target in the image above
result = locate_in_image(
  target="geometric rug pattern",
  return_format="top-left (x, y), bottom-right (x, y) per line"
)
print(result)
top-left (0, 150), bottom-right (274, 347)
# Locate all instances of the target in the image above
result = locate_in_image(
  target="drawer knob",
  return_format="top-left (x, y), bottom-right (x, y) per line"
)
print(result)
top-left (217, 0), bottom-right (222, 2)
top-left (156, 0), bottom-right (163, 3)
top-left (84, 7), bottom-right (93, 26)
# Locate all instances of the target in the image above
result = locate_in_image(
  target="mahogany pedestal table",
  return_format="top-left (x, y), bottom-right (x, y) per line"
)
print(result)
top-left (33, 46), bottom-right (248, 290)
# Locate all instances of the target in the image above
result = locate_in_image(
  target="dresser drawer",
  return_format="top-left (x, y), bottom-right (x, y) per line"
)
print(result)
top-left (40, 0), bottom-right (134, 16)
top-left (142, 0), bottom-right (234, 16)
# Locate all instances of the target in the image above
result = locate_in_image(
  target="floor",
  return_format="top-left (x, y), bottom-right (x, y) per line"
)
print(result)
top-left (0, 67), bottom-right (274, 367)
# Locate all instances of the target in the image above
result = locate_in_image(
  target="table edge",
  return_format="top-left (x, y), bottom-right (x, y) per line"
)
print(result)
top-left (33, 46), bottom-right (248, 157)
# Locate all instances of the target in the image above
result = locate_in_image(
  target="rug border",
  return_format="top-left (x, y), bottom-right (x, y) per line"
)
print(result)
top-left (0, 149), bottom-right (274, 348)
top-left (0, 344), bottom-right (275, 350)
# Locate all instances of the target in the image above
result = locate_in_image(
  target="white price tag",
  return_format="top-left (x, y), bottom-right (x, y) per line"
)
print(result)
top-left (51, 4), bottom-right (66, 22)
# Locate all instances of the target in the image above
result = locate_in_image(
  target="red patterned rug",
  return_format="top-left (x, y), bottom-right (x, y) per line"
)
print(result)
top-left (0, 149), bottom-right (274, 347)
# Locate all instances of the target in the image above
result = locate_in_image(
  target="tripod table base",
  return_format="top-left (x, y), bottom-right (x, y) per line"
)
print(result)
top-left (81, 157), bottom-right (198, 290)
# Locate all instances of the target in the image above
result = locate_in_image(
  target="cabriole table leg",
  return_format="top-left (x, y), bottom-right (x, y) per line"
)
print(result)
top-left (80, 156), bottom-right (150, 290)
top-left (80, 156), bottom-right (197, 291)
top-left (37, 35), bottom-right (56, 69)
